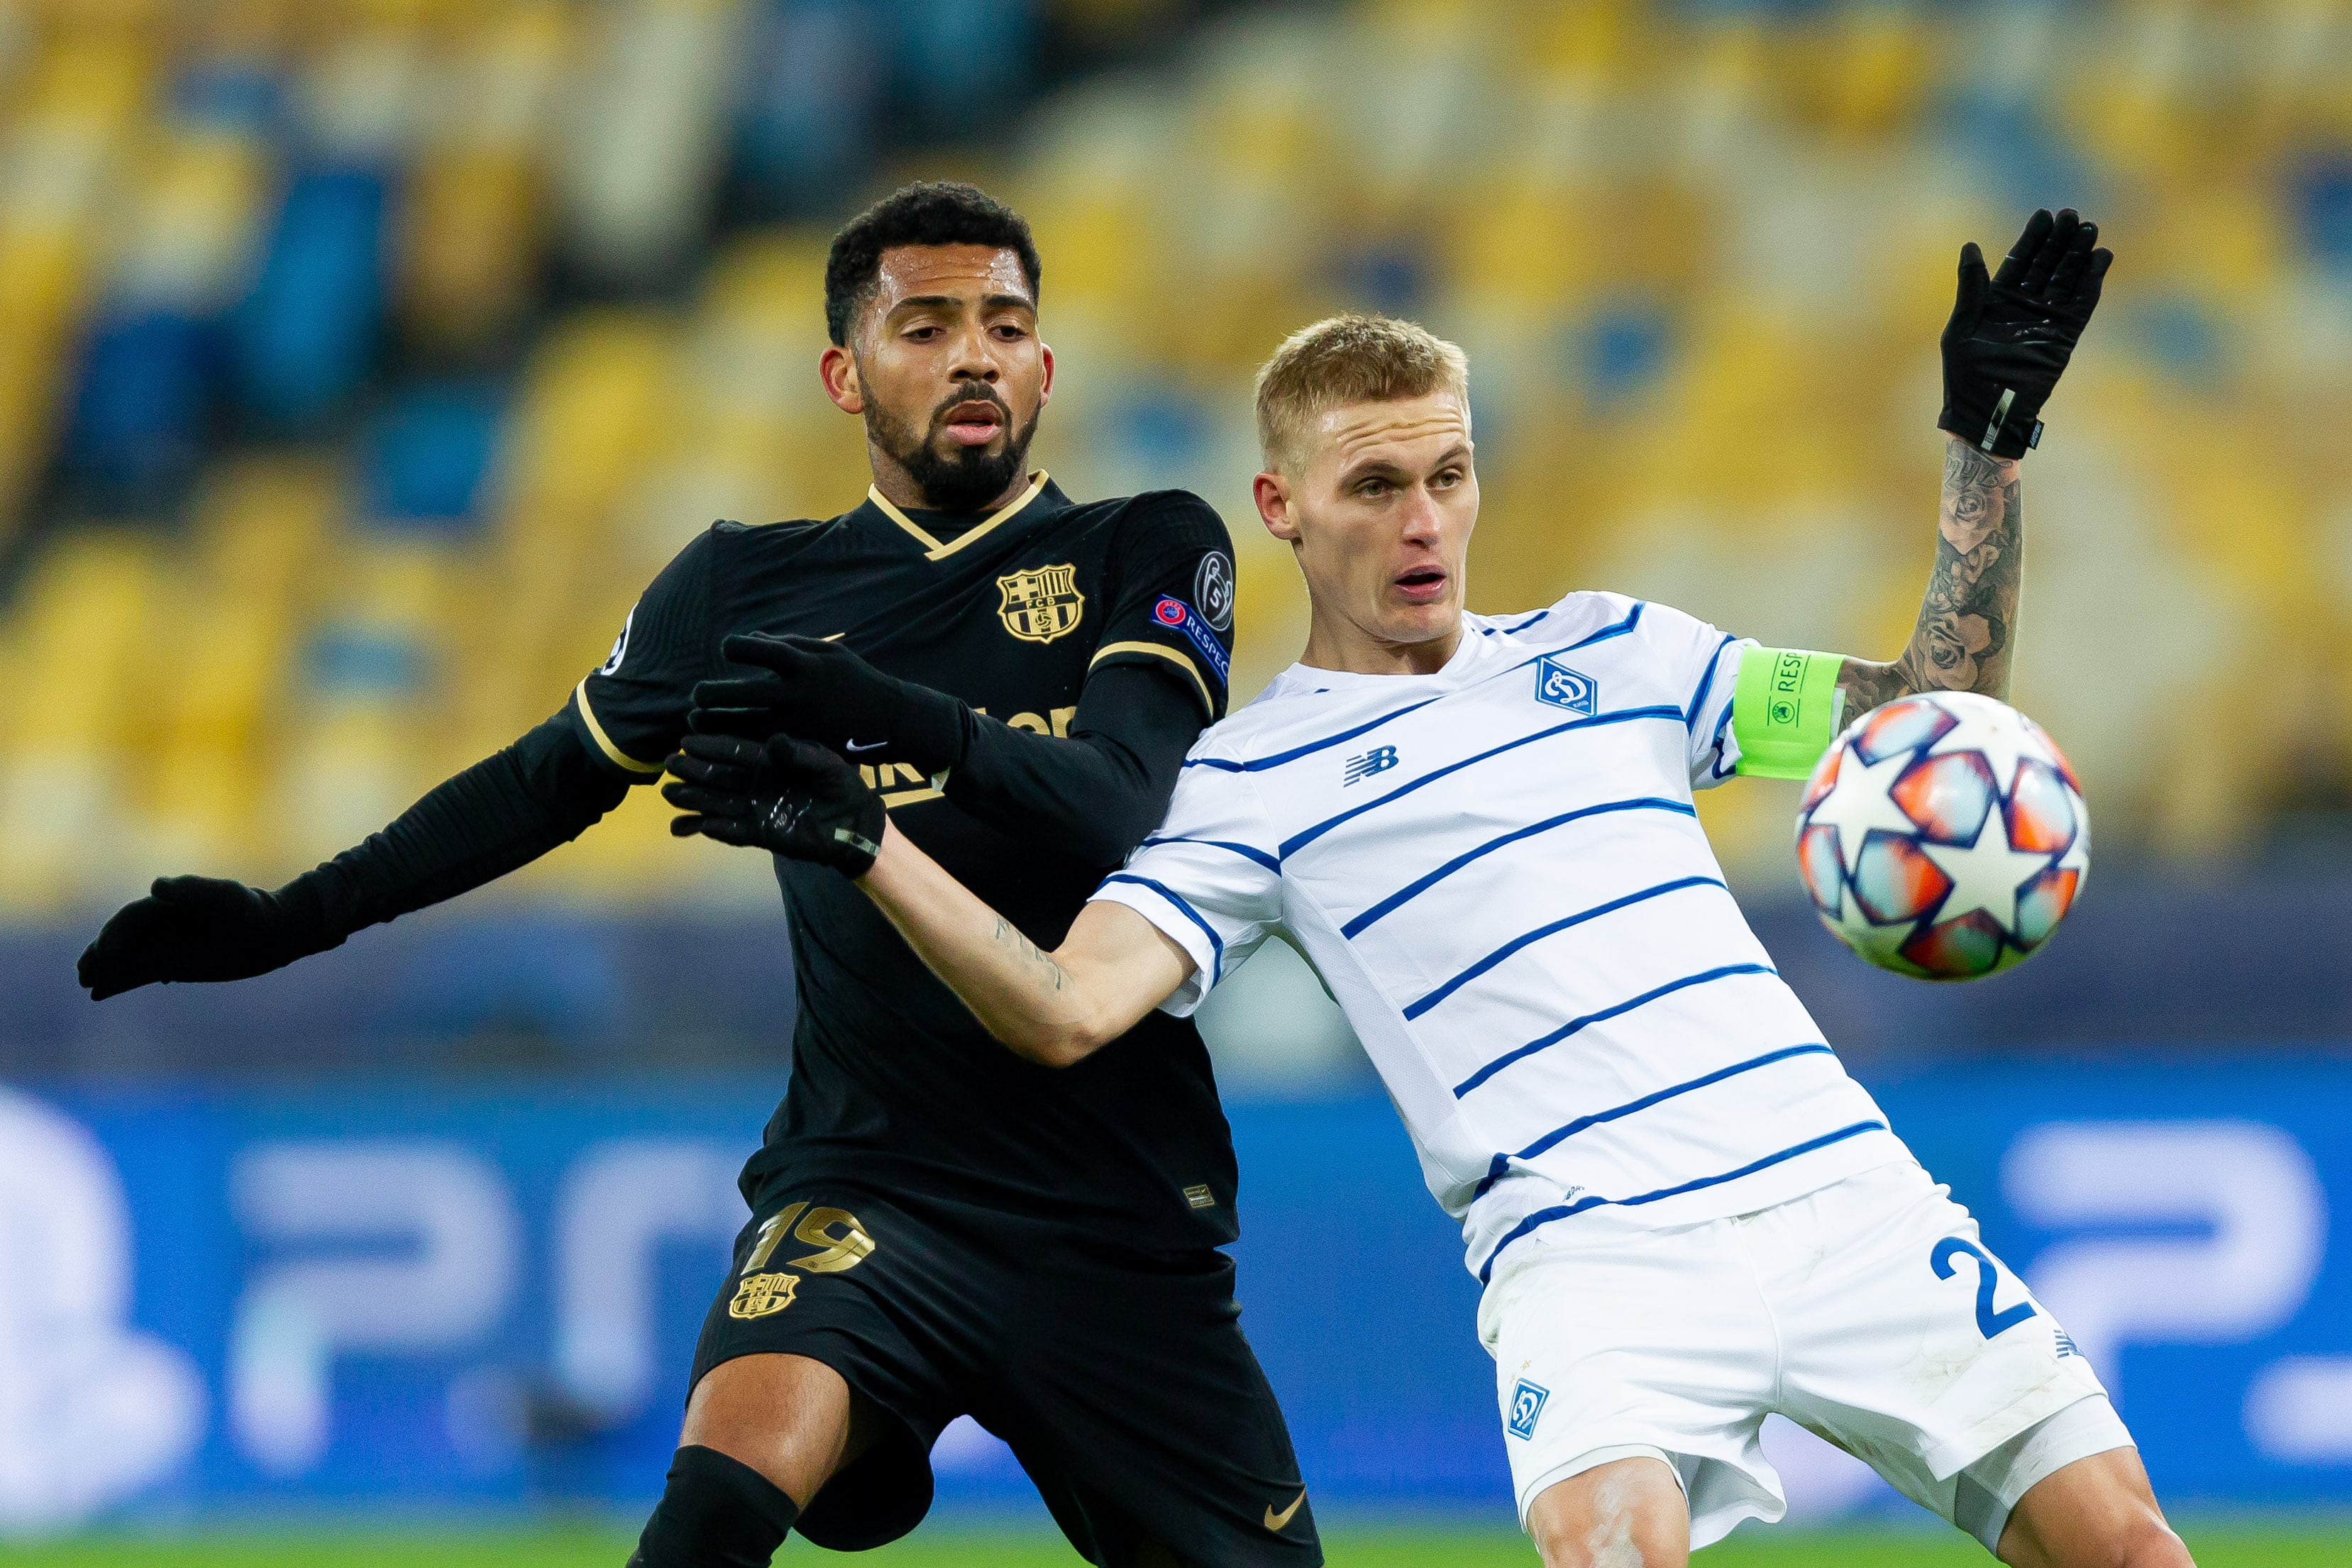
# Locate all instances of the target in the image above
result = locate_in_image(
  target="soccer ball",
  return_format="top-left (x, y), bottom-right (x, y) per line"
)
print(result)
top-left (1793, 690), bottom-right (2088, 981)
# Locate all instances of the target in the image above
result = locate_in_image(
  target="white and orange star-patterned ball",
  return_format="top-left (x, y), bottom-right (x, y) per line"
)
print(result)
top-left (1794, 690), bottom-right (2088, 981)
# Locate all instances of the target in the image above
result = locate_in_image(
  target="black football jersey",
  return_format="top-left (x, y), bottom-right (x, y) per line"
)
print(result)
top-left (562, 474), bottom-right (1247, 1249)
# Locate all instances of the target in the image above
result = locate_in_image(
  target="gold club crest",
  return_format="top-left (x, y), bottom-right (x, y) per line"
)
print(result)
top-left (728, 1271), bottom-right (799, 1320)
top-left (996, 563), bottom-right (1085, 644)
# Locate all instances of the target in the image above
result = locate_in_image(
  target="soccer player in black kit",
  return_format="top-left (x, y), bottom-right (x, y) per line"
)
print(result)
top-left (77, 183), bottom-right (1318, 1568)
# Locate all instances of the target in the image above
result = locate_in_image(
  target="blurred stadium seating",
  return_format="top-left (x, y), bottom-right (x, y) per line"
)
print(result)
top-left (1, 0), bottom-right (2348, 924)
top-left (11, 3), bottom-right (2352, 1551)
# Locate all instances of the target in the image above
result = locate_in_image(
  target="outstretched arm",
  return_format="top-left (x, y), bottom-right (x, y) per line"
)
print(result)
top-left (1838, 436), bottom-right (2022, 716)
top-left (1836, 206), bottom-right (2110, 722)
top-left (78, 714), bottom-right (629, 999)
top-left (858, 824), bottom-right (1194, 1065)
top-left (79, 528), bottom-right (728, 1000)
top-left (662, 734), bottom-right (1191, 1065)
top-left (692, 635), bottom-right (1200, 866)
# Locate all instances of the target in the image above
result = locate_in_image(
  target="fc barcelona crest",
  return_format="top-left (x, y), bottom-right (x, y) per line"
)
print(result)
top-left (997, 563), bottom-right (1085, 644)
top-left (729, 1271), bottom-right (799, 1320)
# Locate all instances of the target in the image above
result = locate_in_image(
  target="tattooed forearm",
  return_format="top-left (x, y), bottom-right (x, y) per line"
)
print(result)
top-left (1840, 436), bottom-right (2023, 717)
top-left (993, 915), bottom-right (1068, 992)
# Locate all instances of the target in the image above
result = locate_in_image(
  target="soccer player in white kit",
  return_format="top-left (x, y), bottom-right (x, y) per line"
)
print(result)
top-left (666, 213), bottom-right (2193, 1567)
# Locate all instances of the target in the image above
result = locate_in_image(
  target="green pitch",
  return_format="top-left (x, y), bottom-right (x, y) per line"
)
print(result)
top-left (13, 1522), bottom-right (2352, 1567)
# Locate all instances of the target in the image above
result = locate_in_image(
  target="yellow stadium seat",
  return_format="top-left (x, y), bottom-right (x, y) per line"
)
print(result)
top-left (499, 311), bottom-right (680, 531)
top-left (399, 148), bottom-right (543, 355)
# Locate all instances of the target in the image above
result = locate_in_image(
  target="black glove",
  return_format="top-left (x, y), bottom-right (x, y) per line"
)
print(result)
top-left (77, 875), bottom-right (339, 1001)
top-left (690, 634), bottom-right (966, 775)
top-left (663, 733), bottom-right (888, 877)
top-left (1937, 207), bottom-right (2113, 459)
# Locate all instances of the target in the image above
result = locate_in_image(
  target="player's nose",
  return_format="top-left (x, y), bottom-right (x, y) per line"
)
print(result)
top-left (1396, 485), bottom-right (1446, 542)
top-left (946, 324), bottom-right (1000, 383)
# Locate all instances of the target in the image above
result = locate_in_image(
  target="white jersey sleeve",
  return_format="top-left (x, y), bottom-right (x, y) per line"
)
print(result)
top-left (1089, 754), bottom-right (1283, 1016)
top-left (1625, 599), bottom-right (1751, 791)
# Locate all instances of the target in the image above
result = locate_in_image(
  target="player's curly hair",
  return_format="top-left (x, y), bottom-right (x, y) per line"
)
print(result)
top-left (823, 182), bottom-right (1042, 347)
top-left (1254, 314), bottom-right (1471, 475)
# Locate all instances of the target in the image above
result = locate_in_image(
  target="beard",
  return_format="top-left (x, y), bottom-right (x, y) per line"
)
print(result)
top-left (868, 382), bottom-right (1041, 513)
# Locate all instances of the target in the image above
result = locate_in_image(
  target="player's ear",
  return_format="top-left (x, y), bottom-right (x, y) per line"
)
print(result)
top-left (1035, 341), bottom-right (1054, 409)
top-left (1254, 470), bottom-right (1300, 543)
top-left (820, 343), bottom-right (864, 415)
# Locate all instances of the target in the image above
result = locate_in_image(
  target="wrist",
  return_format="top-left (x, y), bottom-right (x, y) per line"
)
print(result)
top-left (260, 873), bottom-right (348, 956)
top-left (888, 681), bottom-right (968, 775)
top-left (1941, 429), bottom-right (2021, 475)
top-left (852, 818), bottom-right (912, 892)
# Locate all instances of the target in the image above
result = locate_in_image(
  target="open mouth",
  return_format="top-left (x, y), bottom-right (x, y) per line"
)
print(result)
top-left (940, 398), bottom-right (1006, 448)
top-left (1394, 566), bottom-right (1448, 604)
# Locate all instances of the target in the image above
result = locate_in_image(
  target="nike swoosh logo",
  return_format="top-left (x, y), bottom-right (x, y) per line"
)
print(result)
top-left (1264, 1489), bottom-right (1305, 1532)
top-left (844, 739), bottom-right (887, 753)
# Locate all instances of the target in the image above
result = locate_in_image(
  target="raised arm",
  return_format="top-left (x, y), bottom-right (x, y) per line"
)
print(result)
top-left (663, 734), bottom-right (1192, 1065)
top-left (1838, 436), bottom-right (2023, 716)
top-left (1839, 207), bottom-right (2111, 722)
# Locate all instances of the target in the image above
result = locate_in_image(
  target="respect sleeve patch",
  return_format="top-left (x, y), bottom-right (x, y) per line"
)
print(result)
top-left (1152, 596), bottom-right (1231, 685)
top-left (1731, 646), bottom-right (1847, 780)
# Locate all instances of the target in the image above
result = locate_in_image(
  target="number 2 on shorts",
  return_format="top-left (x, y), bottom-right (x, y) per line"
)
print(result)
top-left (1931, 1236), bottom-right (2036, 1340)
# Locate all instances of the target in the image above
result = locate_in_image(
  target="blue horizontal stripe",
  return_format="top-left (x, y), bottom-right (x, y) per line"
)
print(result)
top-left (1218, 695), bottom-right (1449, 773)
top-left (1684, 634), bottom-right (1736, 731)
top-left (1341, 797), bottom-right (1696, 938)
top-left (1568, 600), bottom-right (1642, 648)
top-left (1402, 876), bottom-right (1726, 1020)
top-left (1486, 600), bottom-right (1643, 644)
top-left (1196, 604), bottom-right (1646, 771)
top-left (1474, 1118), bottom-right (1890, 1283)
top-left (1137, 834), bottom-right (1280, 873)
top-left (1453, 962), bottom-right (1777, 1098)
top-left (1281, 706), bottom-right (1682, 861)
top-left (1099, 873), bottom-right (1224, 986)
top-left (1472, 1043), bottom-right (1836, 1200)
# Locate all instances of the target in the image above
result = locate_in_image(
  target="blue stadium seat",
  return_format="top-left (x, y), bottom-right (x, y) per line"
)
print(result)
top-left (228, 171), bottom-right (390, 429)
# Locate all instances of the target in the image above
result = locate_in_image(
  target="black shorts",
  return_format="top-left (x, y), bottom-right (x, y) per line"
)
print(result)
top-left (689, 1178), bottom-right (1320, 1566)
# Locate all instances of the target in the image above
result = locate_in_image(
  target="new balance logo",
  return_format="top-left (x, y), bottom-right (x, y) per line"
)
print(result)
top-left (2055, 1328), bottom-right (2082, 1360)
top-left (1342, 746), bottom-right (1398, 786)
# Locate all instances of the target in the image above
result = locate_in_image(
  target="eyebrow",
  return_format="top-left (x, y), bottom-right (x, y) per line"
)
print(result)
top-left (888, 292), bottom-right (1037, 316)
top-left (1337, 441), bottom-right (1472, 482)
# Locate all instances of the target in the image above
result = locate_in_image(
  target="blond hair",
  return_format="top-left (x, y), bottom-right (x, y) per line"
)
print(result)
top-left (1253, 313), bottom-right (1471, 473)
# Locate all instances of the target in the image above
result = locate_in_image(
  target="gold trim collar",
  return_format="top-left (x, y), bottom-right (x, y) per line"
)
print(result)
top-left (866, 471), bottom-right (1050, 562)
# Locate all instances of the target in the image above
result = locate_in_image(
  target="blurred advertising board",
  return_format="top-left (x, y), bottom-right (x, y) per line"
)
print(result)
top-left (6, 1057), bottom-right (2352, 1531)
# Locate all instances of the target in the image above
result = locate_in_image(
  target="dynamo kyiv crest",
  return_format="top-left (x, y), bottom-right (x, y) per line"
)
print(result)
top-left (1534, 656), bottom-right (1597, 716)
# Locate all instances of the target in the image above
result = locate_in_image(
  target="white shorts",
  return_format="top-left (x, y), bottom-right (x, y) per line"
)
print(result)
top-left (1477, 1159), bottom-right (2129, 1552)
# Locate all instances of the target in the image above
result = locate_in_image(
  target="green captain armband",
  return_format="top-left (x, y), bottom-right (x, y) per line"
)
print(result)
top-left (1731, 647), bottom-right (1848, 780)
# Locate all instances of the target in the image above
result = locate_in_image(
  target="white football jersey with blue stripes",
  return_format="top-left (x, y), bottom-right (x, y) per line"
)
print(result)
top-left (1092, 592), bottom-right (1909, 1281)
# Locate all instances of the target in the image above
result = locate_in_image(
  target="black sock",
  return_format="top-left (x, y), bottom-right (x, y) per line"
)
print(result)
top-left (628, 1444), bottom-right (800, 1567)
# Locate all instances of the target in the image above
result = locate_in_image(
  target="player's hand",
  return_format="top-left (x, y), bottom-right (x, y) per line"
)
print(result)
top-left (664, 733), bottom-right (887, 877)
top-left (77, 876), bottom-right (321, 1000)
top-left (1936, 207), bottom-right (2113, 460)
top-left (689, 634), bottom-right (964, 773)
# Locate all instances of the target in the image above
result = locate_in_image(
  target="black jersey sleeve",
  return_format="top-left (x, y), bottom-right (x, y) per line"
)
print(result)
top-left (1082, 491), bottom-right (1237, 723)
top-left (289, 707), bottom-right (631, 941)
top-left (941, 661), bottom-right (1204, 867)
top-left (77, 710), bottom-right (631, 998)
top-left (563, 529), bottom-right (722, 778)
